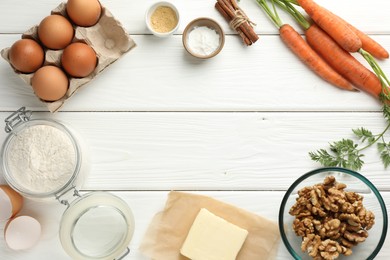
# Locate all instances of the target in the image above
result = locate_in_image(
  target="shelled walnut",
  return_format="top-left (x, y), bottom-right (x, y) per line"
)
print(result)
top-left (290, 176), bottom-right (375, 260)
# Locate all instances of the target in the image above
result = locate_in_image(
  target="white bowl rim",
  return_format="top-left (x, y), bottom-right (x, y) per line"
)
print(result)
top-left (182, 17), bottom-right (225, 59)
top-left (145, 1), bottom-right (180, 37)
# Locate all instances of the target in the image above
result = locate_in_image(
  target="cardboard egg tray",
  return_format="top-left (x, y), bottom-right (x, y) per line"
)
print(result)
top-left (1, 2), bottom-right (136, 113)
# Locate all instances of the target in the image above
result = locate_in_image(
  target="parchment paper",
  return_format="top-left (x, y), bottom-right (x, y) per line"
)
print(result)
top-left (139, 191), bottom-right (280, 260)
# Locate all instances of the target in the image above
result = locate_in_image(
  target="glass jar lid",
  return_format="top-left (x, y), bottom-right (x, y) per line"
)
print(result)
top-left (59, 192), bottom-right (135, 260)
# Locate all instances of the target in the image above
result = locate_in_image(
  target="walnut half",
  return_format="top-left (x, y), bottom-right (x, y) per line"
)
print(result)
top-left (290, 176), bottom-right (375, 259)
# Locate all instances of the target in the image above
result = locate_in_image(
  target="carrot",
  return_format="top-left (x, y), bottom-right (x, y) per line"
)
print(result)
top-left (255, 0), bottom-right (353, 91)
top-left (285, 0), bottom-right (389, 59)
top-left (306, 24), bottom-right (382, 97)
top-left (275, 0), bottom-right (388, 97)
top-left (296, 0), bottom-right (362, 53)
top-left (343, 20), bottom-right (389, 59)
top-left (279, 24), bottom-right (354, 91)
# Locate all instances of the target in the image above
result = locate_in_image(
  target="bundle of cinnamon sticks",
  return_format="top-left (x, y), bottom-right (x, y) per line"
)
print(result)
top-left (215, 0), bottom-right (259, 46)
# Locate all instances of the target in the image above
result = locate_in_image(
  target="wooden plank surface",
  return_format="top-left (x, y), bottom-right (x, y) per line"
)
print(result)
top-left (1, 34), bottom-right (389, 112)
top-left (1, 111), bottom-right (389, 190)
top-left (0, 191), bottom-right (389, 260)
top-left (1, 0), bottom-right (390, 259)
top-left (0, 0), bottom-right (389, 34)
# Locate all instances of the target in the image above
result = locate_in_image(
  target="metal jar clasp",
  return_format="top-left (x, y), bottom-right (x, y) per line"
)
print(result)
top-left (5, 107), bottom-right (32, 133)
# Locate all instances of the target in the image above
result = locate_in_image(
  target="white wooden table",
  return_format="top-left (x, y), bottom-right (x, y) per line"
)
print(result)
top-left (1, 0), bottom-right (390, 259)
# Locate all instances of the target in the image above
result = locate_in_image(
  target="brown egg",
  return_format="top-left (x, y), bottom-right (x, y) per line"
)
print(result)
top-left (38, 15), bottom-right (74, 50)
top-left (9, 39), bottom-right (44, 73)
top-left (0, 185), bottom-right (23, 222)
top-left (61, 42), bottom-right (97, 77)
top-left (31, 66), bottom-right (69, 101)
top-left (67, 0), bottom-right (102, 27)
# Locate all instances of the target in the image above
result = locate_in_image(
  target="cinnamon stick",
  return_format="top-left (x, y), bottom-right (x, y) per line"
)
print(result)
top-left (215, 2), bottom-right (252, 46)
top-left (229, 0), bottom-right (240, 11)
top-left (216, 0), bottom-right (250, 45)
top-left (217, 0), bottom-right (259, 44)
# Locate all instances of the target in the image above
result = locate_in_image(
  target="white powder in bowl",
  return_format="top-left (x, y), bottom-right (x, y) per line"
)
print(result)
top-left (6, 124), bottom-right (76, 194)
top-left (188, 26), bottom-right (220, 56)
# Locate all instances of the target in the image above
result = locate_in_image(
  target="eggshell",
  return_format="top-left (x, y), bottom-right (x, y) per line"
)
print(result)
top-left (0, 189), bottom-right (13, 222)
top-left (0, 185), bottom-right (23, 222)
top-left (8, 39), bottom-right (44, 73)
top-left (31, 65), bottom-right (69, 101)
top-left (5, 216), bottom-right (41, 250)
top-left (38, 15), bottom-right (74, 49)
top-left (61, 42), bottom-right (97, 77)
top-left (67, 0), bottom-right (102, 27)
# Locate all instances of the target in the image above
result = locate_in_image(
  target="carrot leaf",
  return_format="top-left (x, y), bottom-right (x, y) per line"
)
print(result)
top-left (383, 104), bottom-right (390, 122)
top-left (310, 46), bottom-right (390, 170)
top-left (311, 121), bottom-right (390, 170)
top-left (378, 142), bottom-right (390, 168)
top-left (352, 127), bottom-right (375, 144)
top-left (310, 139), bottom-right (364, 171)
top-left (309, 149), bottom-right (339, 167)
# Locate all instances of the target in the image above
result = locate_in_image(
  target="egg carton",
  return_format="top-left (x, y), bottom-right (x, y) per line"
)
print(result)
top-left (1, 2), bottom-right (136, 113)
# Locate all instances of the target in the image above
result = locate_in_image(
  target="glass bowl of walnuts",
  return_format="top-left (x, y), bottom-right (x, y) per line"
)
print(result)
top-left (279, 167), bottom-right (388, 260)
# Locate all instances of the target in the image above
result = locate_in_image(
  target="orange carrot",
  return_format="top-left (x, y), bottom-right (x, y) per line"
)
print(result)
top-left (343, 21), bottom-right (389, 59)
top-left (306, 24), bottom-right (382, 97)
top-left (279, 24), bottom-right (354, 91)
top-left (279, 0), bottom-right (388, 59)
top-left (296, 0), bottom-right (362, 53)
top-left (255, 0), bottom-right (354, 91)
top-left (305, 1), bottom-right (389, 59)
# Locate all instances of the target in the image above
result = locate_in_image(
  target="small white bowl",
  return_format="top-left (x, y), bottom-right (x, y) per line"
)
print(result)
top-left (182, 18), bottom-right (225, 59)
top-left (145, 1), bottom-right (180, 37)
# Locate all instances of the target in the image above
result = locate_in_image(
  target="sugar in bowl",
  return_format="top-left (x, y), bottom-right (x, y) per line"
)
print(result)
top-left (1, 107), bottom-right (135, 260)
top-left (183, 17), bottom-right (225, 59)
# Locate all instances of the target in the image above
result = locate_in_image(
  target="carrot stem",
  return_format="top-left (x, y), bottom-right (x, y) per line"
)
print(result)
top-left (273, 0), bottom-right (310, 30)
top-left (359, 49), bottom-right (390, 87)
top-left (285, 0), bottom-right (298, 4)
top-left (358, 123), bottom-right (390, 152)
top-left (359, 48), bottom-right (390, 102)
top-left (255, 0), bottom-right (283, 28)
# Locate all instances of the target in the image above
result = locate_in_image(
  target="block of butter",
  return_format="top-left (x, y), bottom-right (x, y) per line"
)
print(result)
top-left (180, 208), bottom-right (248, 260)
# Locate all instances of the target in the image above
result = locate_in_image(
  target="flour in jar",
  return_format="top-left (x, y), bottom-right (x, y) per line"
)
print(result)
top-left (7, 124), bottom-right (76, 193)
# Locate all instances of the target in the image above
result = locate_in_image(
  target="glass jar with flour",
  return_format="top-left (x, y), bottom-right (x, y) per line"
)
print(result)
top-left (1, 107), bottom-right (86, 199)
top-left (0, 107), bottom-right (135, 260)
